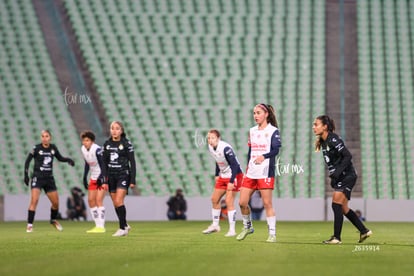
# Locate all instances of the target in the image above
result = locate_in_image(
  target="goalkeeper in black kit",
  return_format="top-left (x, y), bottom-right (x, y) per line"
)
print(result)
top-left (313, 115), bottom-right (372, 244)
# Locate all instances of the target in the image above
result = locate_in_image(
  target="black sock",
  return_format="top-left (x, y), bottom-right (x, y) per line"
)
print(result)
top-left (332, 203), bottom-right (343, 240)
top-left (28, 210), bottom-right (35, 224)
top-left (115, 205), bottom-right (127, 229)
top-left (50, 208), bottom-right (58, 221)
top-left (345, 209), bottom-right (368, 233)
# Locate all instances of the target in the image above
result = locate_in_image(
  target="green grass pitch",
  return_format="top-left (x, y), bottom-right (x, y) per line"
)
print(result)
top-left (1, 221), bottom-right (413, 275)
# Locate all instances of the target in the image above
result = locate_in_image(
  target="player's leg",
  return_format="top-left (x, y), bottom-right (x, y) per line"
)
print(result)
top-left (224, 190), bottom-right (237, 236)
top-left (95, 186), bottom-right (107, 229)
top-left (111, 185), bottom-right (129, 236)
top-left (260, 188), bottom-right (276, 242)
top-left (202, 188), bottom-right (225, 234)
top-left (46, 190), bottom-right (63, 231)
top-left (324, 191), bottom-right (345, 244)
top-left (341, 185), bottom-right (372, 242)
top-left (237, 180), bottom-right (255, 240)
top-left (27, 187), bottom-right (41, 232)
top-left (88, 188), bottom-right (99, 227)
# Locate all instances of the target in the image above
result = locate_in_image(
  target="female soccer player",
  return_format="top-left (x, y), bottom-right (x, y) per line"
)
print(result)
top-left (202, 129), bottom-right (243, 237)
top-left (81, 131), bottom-right (106, 233)
top-left (237, 103), bottom-right (281, 243)
top-left (24, 129), bottom-right (75, 232)
top-left (313, 115), bottom-right (372, 244)
top-left (101, 121), bottom-right (136, 237)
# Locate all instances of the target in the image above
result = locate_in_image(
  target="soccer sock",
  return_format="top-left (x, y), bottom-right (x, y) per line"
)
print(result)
top-left (97, 206), bottom-right (106, 228)
top-left (266, 216), bottom-right (276, 236)
top-left (242, 214), bottom-right (253, 229)
top-left (115, 205), bottom-right (127, 230)
top-left (227, 209), bottom-right (236, 232)
top-left (332, 203), bottom-right (343, 240)
top-left (345, 209), bottom-right (368, 233)
top-left (90, 206), bottom-right (98, 227)
top-left (28, 210), bottom-right (35, 224)
top-left (212, 208), bottom-right (221, 226)
top-left (50, 208), bottom-right (58, 221)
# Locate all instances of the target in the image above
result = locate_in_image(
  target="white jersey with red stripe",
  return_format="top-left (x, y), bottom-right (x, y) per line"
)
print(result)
top-left (208, 140), bottom-right (240, 179)
top-left (246, 124), bottom-right (280, 179)
top-left (81, 143), bottom-right (101, 180)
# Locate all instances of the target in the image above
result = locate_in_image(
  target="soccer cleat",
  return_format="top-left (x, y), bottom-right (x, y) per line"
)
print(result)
top-left (266, 235), bottom-right (277, 243)
top-left (26, 224), bottom-right (33, 233)
top-left (323, 236), bottom-right (342, 244)
top-left (86, 227), bottom-right (106, 233)
top-left (112, 228), bottom-right (128, 237)
top-left (358, 230), bottom-right (372, 243)
top-left (126, 224), bottom-right (132, 231)
top-left (202, 224), bottom-right (220, 234)
top-left (236, 228), bottom-right (254, 241)
top-left (224, 231), bottom-right (237, 237)
top-left (50, 220), bottom-right (63, 231)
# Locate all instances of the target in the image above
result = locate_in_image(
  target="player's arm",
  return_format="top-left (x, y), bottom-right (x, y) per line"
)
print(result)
top-left (95, 147), bottom-right (106, 186)
top-left (127, 141), bottom-right (136, 186)
top-left (215, 163), bottom-right (220, 177)
top-left (330, 139), bottom-right (352, 179)
top-left (224, 146), bottom-right (239, 184)
top-left (54, 145), bottom-right (75, 166)
top-left (83, 161), bottom-right (90, 189)
top-left (24, 150), bottom-right (34, 186)
top-left (263, 129), bottom-right (282, 159)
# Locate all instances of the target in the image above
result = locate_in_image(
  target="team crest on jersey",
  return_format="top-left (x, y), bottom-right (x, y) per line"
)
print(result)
top-left (39, 150), bottom-right (43, 155)
top-left (51, 149), bottom-right (55, 155)
top-left (119, 144), bottom-right (124, 150)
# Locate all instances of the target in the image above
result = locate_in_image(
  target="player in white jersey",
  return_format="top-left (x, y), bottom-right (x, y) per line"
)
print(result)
top-left (81, 131), bottom-right (107, 233)
top-left (202, 130), bottom-right (243, 237)
top-left (237, 104), bottom-right (281, 243)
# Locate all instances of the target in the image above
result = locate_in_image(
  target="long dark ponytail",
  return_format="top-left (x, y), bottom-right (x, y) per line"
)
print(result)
top-left (257, 103), bottom-right (278, 128)
top-left (314, 115), bottom-right (335, 152)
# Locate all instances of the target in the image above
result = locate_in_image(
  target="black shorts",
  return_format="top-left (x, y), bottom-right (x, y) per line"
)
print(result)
top-left (31, 176), bottom-right (57, 193)
top-left (107, 173), bottom-right (130, 193)
top-left (331, 173), bottom-right (357, 200)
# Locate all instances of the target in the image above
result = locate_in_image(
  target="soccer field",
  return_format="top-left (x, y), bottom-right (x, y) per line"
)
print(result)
top-left (1, 221), bottom-right (413, 276)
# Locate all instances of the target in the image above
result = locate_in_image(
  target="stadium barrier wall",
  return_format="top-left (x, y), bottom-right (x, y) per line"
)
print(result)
top-left (3, 194), bottom-right (414, 222)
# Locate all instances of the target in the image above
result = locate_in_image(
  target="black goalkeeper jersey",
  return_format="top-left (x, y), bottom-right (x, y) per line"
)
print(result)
top-left (102, 137), bottom-right (136, 184)
top-left (24, 144), bottom-right (71, 178)
top-left (321, 132), bottom-right (356, 180)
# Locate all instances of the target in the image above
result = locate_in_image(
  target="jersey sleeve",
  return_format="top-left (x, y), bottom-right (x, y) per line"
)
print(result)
top-left (24, 146), bottom-right (35, 176)
top-left (126, 139), bottom-right (136, 185)
top-left (53, 145), bottom-right (71, 163)
top-left (263, 129), bottom-right (282, 159)
top-left (223, 146), bottom-right (239, 183)
top-left (329, 136), bottom-right (352, 179)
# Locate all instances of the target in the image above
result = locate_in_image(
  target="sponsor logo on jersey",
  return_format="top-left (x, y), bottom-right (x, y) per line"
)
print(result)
top-left (119, 144), bottom-right (124, 150)
top-left (110, 152), bottom-right (119, 161)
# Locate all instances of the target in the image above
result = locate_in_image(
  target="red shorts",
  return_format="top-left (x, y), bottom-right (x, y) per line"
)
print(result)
top-left (88, 179), bottom-right (107, 191)
top-left (242, 177), bottom-right (275, 190)
top-left (215, 173), bottom-right (243, 191)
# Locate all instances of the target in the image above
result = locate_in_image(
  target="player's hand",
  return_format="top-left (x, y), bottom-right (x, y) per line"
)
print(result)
top-left (83, 177), bottom-right (88, 189)
top-left (97, 175), bottom-right (105, 186)
top-left (227, 183), bottom-right (235, 191)
top-left (24, 175), bottom-right (30, 186)
top-left (67, 158), bottom-right (75, 166)
top-left (254, 155), bottom-right (265, 165)
top-left (129, 183), bottom-right (136, 189)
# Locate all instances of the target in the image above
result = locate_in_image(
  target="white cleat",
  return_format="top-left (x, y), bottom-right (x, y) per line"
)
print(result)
top-left (112, 228), bottom-right (128, 237)
top-left (224, 231), bottom-right (237, 237)
top-left (202, 224), bottom-right (220, 234)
